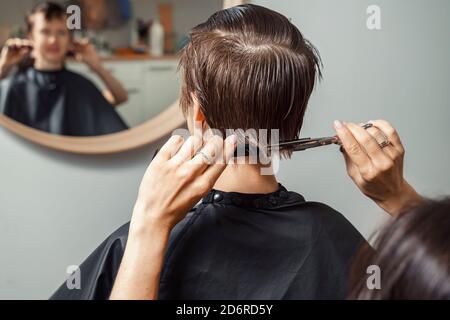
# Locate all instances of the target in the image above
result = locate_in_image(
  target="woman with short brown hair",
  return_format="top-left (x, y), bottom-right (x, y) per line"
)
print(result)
top-left (51, 4), bottom-right (424, 300)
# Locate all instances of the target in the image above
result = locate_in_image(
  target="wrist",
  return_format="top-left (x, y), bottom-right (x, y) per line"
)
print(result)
top-left (128, 221), bottom-right (170, 244)
top-left (378, 181), bottom-right (424, 217)
top-left (0, 59), bottom-right (11, 78)
top-left (129, 221), bottom-right (171, 239)
top-left (128, 219), bottom-right (171, 255)
top-left (129, 205), bottom-right (173, 240)
top-left (87, 60), bottom-right (102, 72)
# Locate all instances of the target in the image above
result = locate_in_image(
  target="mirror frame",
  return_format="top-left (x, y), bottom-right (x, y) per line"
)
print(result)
top-left (0, 0), bottom-right (246, 155)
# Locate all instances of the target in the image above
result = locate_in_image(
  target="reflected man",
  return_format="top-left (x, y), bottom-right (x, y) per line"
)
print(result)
top-left (0, 2), bottom-right (129, 136)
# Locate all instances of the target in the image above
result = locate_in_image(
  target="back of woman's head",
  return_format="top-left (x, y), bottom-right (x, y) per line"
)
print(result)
top-left (350, 198), bottom-right (450, 300)
top-left (179, 4), bottom-right (322, 150)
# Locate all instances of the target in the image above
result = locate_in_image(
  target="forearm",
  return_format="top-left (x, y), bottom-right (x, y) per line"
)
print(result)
top-left (109, 134), bottom-right (237, 299)
top-left (90, 63), bottom-right (128, 106)
top-left (0, 60), bottom-right (12, 79)
top-left (110, 220), bottom-right (170, 300)
top-left (378, 181), bottom-right (424, 217)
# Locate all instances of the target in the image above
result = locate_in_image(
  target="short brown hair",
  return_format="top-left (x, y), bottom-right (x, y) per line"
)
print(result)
top-left (26, 2), bottom-right (67, 33)
top-left (179, 4), bottom-right (322, 150)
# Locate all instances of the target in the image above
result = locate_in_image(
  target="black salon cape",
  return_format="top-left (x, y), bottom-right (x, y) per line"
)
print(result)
top-left (51, 185), bottom-right (365, 300)
top-left (0, 67), bottom-right (128, 136)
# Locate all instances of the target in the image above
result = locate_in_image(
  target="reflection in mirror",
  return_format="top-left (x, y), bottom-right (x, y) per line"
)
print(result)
top-left (0, 0), bottom-right (224, 137)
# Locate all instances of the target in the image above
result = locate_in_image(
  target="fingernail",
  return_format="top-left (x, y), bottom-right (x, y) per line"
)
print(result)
top-left (334, 120), bottom-right (343, 129)
top-left (227, 134), bottom-right (238, 145)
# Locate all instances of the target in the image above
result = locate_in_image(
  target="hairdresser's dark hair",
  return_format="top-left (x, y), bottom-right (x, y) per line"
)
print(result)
top-left (26, 2), bottom-right (67, 33)
top-left (350, 198), bottom-right (450, 300)
top-left (179, 4), bottom-right (322, 155)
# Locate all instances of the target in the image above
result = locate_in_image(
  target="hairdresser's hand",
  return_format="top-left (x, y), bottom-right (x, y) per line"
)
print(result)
top-left (73, 38), bottom-right (102, 70)
top-left (110, 134), bottom-right (237, 300)
top-left (0, 38), bottom-right (32, 78)
top-left (131, 133), bottom-right (238, 236)
top-left (334, 120), bottom-right (423, 217)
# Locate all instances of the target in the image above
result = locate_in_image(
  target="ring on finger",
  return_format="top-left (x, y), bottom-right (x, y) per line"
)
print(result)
top-left (373, 130), bottom-right (391, 149)
top-left (379, 137), bottom-right (391, 149)
top-left (195, 151), bottom-right (214, 165)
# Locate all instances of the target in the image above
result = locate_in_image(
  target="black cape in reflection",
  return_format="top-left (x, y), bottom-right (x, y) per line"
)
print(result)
top-left (0, 67), bottom-right (128, 136)
top-left (51, 184), bottom-right (366, 300)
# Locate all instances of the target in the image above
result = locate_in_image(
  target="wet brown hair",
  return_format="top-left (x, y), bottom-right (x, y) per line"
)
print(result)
top-left (350, 198), bottom-right (450, 300)
top-left (179, 4), bottom-right (322, 153)
top-left (26, 2), bottom-right (67, 33)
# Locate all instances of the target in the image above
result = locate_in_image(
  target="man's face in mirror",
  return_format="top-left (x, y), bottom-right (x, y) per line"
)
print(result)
top-left (29, 13), bottom-right (70, 66)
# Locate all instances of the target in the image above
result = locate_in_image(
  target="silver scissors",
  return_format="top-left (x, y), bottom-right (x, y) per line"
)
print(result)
top-left (267, 123), bottom-right (374, 153)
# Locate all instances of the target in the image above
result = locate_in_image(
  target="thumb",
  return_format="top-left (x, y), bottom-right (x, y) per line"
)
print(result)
top-left (342, 149), bottom-right (359, 180)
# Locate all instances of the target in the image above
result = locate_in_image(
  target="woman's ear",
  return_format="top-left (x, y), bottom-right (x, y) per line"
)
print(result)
top-left (191, 93), bottom-right (205, 122)
top-left (190, 93), bottom-right (208, 138)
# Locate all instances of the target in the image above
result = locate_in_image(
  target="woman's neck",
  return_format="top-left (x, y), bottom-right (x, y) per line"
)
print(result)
top-left (213, 162), bottom-right (279, 194)
top-left (34, 59), bottom-right (64, 71)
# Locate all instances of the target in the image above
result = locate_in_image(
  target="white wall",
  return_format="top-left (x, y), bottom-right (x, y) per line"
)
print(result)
top-left (0, 129), bottom-right (162, 299)
top-left (254, 0), bottom-right (450, 232)
top-left (1, 0), bottom-right (450, 299)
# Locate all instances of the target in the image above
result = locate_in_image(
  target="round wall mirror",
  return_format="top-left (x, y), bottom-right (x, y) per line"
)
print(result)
top-left (0, 0), bottom-right (244, 154)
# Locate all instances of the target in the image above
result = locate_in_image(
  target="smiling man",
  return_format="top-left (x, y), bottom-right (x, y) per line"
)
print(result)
top-left (0, 1), bottom-right (128, 136)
